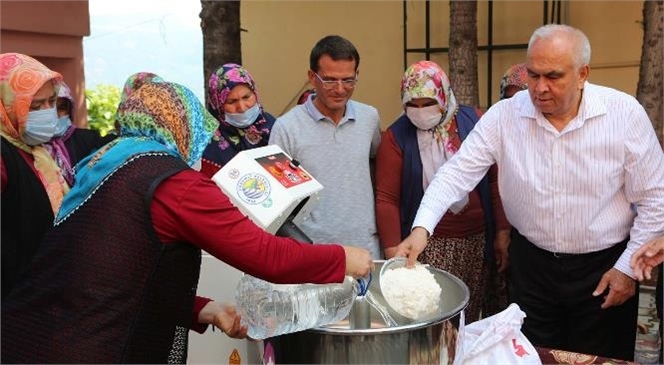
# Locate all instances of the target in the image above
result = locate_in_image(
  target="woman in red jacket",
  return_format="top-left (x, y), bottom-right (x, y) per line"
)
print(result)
top-left (2, 81), bottom-right (372, 364)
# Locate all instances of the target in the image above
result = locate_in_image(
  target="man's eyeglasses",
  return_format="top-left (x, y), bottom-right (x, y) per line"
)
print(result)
top-left (312, 72), bottom-right (358, 90)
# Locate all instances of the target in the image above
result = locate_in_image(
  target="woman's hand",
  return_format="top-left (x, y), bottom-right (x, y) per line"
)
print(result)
top-left (198, 301), bottom-right (248, 339)
top-left (342, 246), bottom-right (374, 278)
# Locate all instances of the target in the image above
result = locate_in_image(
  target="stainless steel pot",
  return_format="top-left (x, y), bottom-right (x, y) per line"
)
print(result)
top-left (263, 260), bottom-right (469, 364)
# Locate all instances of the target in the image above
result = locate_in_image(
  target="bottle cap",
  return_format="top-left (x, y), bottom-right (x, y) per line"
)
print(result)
top-left (356, 272), bottom-right (372, 296)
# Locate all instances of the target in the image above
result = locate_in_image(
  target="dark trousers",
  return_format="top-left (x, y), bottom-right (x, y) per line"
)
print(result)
top-left (508, 230), bottom-right (638, 361)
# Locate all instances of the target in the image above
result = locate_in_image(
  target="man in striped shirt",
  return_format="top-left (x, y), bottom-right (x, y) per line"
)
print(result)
top-left (396, 24), bottom-right (664, 361)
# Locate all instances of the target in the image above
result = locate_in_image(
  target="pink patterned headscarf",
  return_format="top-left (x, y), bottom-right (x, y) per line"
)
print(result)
top-left (400, 60), bottom-right (460, 153)
top-left (400, 61), bottom-right (469, 211)
top-left (400, 60), bottom-right (458, 134)
top-left (499, 63), bottom-right (528, 100)
top-left (207, 63), bottom-right (264, 120)
top-left (203, 63), bottom-right (271, 167)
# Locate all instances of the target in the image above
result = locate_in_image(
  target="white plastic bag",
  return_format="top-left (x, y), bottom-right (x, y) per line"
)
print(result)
top-left (453, 303), bottom-right (542, 365)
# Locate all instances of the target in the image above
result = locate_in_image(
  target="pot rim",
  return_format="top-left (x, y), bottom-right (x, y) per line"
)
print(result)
top-left (308, 260), bottom-right (470, 335)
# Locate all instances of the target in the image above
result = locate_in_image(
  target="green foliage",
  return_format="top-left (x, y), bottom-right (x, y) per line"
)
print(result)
top-left (86, 84), bottom-right (121, 136)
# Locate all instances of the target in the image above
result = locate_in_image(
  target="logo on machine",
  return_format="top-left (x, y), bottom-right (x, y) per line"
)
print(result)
top-left (237, 173), bottom-right (271, 205)
top-left (228, 168), bottom-right (240, 179)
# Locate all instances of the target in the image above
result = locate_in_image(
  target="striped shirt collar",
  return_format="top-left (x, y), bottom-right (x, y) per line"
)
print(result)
top-left (519, 82), bottom-right (607, 133)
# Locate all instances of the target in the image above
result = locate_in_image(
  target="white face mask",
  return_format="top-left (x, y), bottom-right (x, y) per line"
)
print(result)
top-left (23, 107), bottom-right (59, 146)
top-left (406, 105), bottom-right (443, 131)
top-left (55, 115), bottom-right (72, 137)
top-left (225, 103), bottom-right (261, 128)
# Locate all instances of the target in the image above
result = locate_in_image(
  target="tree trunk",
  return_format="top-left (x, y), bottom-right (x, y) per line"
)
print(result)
top-left (636, 0), bottom-right (663, 147)
top-left (448, 0), bottom-right (479, 107)
top-left (200, 0), bottom-right (242, 106)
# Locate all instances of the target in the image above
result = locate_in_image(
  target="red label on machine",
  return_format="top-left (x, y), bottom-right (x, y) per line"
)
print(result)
top-left (256, 153), bottom-right (311, 188)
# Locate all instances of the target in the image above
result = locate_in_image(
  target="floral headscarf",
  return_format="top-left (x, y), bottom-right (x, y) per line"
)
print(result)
top-left (46, 81), bottom-right (77, 186)
top-left (57, 81), bottom-right (75, 121)
top-left (119, 72), bottom-right (164, 105)
top-left (117, 82), bottom-right (217, 166)
top-left (57, 82), bottom-right (218, 222)
top-left (203, 63), bottom-right (272, 168)
top-left (499, 63), bottom-right (528, 100)
top-left (114, 72), bottom-right (164, 124)
top-left (400, 61), bottom-right (468, 210)
top-left (0, 53), bottom-right (70, 213)
top-left (401, 60), bottom-right (459, 152)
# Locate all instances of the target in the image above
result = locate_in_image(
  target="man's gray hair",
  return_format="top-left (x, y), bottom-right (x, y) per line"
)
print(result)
top-left (528, 24), bottom-right (591, 69)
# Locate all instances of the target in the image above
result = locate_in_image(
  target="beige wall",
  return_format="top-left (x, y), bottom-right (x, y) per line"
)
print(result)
top-left (1, 0), bottom-right (90, 127)
top-left (568, 1), bottom-right (642, 95)
top-left (242, 0), bottom-right (644, 130)
top-left (242, 1), bottom-right (405, 127)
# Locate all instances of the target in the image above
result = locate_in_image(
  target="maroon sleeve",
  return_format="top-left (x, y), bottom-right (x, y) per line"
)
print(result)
top-left (191, 296), bottom-right (213, 334)
top-left (375, 130), bottom-right (404, 249)
top-left (488, 164), bottom-right (511, 231)
top-left (150, 169), bottom-right (346, 285)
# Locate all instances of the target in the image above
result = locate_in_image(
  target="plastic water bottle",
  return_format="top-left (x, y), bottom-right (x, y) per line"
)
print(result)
top-left (235, 275), bottom-right (360, 340)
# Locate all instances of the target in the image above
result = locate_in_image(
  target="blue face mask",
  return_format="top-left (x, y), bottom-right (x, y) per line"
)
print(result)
top-left (22, 107), bottom-right (59, 146)
top-left (225, 103), bottom-right (261, 128)
top-left (54, 115), bottom-right (72, 137)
